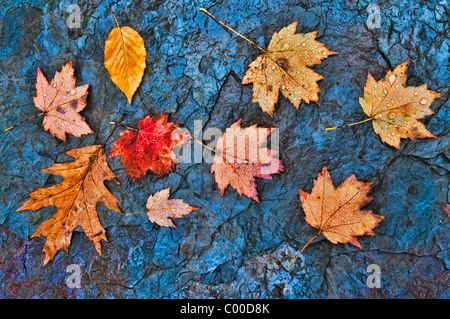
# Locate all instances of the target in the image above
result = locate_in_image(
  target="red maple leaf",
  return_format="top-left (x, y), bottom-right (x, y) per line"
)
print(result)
top-left (109, 114), bottom-right (185, 179)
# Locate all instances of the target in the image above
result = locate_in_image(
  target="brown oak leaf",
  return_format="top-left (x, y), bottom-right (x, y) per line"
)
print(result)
top-left (211, 119), bottom-right (284, 202)
top-left (33, 61), bottom-right (93, 141)
top-left (359, 59), bottom-right (444, 149)
top-left (17, 145), bottom-right (121, 265)
top-left (242, 22), bottom-right (336, 115)
top-left (144, 187), bottom-right (198, 228)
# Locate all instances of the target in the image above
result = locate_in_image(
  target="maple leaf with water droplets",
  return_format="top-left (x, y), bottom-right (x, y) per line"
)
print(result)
top-left (242, 22), bottom-right (336, 115)
top-left (144, 187), bottom-right (198, 227)
top-left (211, 119), bottom-right (284, 202)
top-left (33, 61), bottom-right (93, 141)
top-left (359, 59), bottom-right (444, 149)
top-left (299, 167), bottom-right (383, 248)
top-left (109, 114), bottom-right (186, 179)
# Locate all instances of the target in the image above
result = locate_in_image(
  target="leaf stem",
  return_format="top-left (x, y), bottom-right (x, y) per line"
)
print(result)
top-left (110, 121), bottom-right (137, 131)
top-left (103, 114), bottom-right (125, 146)
top-left (199, 8), bottom-right (267, 54)
top-left (286, 231), bottom-right (321, 269)
top-left (126, 210), bottom-right (146, 216)
top-left (172, 123), bottom-right (217, 154)
top-left (172, 124), bottom-right (255, 164)
top-left (111, 12), bottom-right (121, 29)
top-left (3, 112), bottom-right (45, 133)
top-left (325, 117), bottom-right (373, 131)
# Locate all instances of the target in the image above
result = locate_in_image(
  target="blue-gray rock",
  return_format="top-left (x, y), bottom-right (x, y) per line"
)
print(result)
top-left (0, 0), bottom-right (448, 298)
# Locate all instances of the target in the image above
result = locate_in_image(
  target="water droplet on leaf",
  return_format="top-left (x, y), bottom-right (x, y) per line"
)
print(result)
top-left (389, 74), bottom-right (396, 84)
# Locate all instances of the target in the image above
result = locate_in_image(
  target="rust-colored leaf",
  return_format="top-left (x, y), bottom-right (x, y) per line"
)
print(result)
top-left (299, 167), bottom-right (383, 248)
top-left (359, 59), bottom-right (444, 149)
top-left (144, 187), bottom-right (198, 227)
top-left (104, 17), bottom-right (146, 104)
top-left (109, 114), bottom-right (185, 179)
top-left (211, 119), bottom-right (283, 202)
top-left (242, 22), bottom-right (336, 115)
top-left (17, 145), bottom-right (121, 265)
top-left (33, 61), bottom-right (93, 141)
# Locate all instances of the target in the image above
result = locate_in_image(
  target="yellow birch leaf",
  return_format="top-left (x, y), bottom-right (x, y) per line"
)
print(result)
top-left (104, 16), bottom-right (146, 104)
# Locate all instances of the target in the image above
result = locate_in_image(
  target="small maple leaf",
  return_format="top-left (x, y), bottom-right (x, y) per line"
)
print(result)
top-left (143, 187), bottom-right (198, 227)
top-left (104, 14), bottom-right (146, 104)
top-left (242, 22), bottom-right (336, 115)
top-left (33, 61), bottom-right (93, 141)
top-left (359, 59), bottom-right (444, 149)
top-left (109, 114), bottom-right (185, 179)
top-left (300, 167), bottom-right (383, 248)
top-left (211, 119), bottom-right (284, 202)
top-left (17, 145), bottom-right (121, 265)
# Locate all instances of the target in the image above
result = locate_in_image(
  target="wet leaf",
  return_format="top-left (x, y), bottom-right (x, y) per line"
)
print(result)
top-left (109, 114), bottom-right (186, 179)
top-left (33, 61), bottom-right (92, 141)
top-left (144, 187), bottom-right (198, 227)
top-left (17, 145), bottom-right (121, 265)
top-left (211, 119), bottom-right (284, 202)
top-left (104, 19), bottom-right (146, 104)
top-left (242, 22), bottom-right (336, 115)
top-left (359, 59), bottom-right (443, 149)
top-left (299, 166), bottom-right (383, 248)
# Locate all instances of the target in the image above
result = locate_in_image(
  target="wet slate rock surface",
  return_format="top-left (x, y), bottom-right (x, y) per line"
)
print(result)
top-left (0, 0), bottom-right (448, 298)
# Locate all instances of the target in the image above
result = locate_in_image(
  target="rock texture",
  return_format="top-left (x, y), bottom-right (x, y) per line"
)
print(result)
top-left (0, 0), bottom-right (448, 298)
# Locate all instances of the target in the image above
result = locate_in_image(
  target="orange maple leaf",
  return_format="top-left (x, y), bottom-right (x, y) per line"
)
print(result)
top-left (287, 167), bottom-right (383, 268)
top-left (359, 59), bottom-right (443, 149)
top-left (17, 145), bottom-right (121, 265)
top-left (242, 22), bottom-right (336, 115)
top-left (142, 187), bottom-right (198, 228)
top-left (211, 119), bottom-right (283, 202)
top-left (33, 61), bottom-right (93, 141)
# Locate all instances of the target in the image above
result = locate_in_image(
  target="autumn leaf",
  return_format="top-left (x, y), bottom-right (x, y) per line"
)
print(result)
top-left (104, 14), bottom-right (146, 104)
top-left (443, 204), bottom-right (450, 218)
top-left (287, 167), bottom-right (383, 268)
top-left (17, 145), bottom-right (121, 265)
top-left (242, 22), bottom-right (336, 115)
top-left (327, 60), bottom-right (444, 148)
top-left (32, 61), bottom-right (93, 141)
top-left (211, 119), bottom-right (284, 202)
top-left (199, 9), bottom-right (335, 116)
top-left (140, 187), bottom-right (198, 227)
top-left (358, 59), bottom-right (444, 148)
top-left (300, 167), bottom-right (383, 247)
top-left (109, 114), bottom-right (186, 179)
